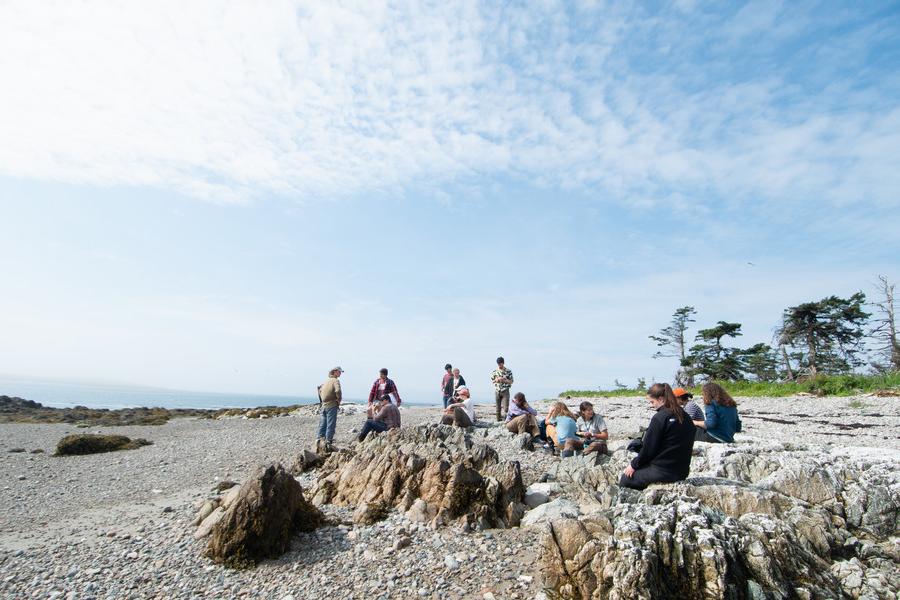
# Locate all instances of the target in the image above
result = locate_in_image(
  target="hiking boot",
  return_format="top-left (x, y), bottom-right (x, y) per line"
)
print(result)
top-left (560, 450), bottom-right (574, 458)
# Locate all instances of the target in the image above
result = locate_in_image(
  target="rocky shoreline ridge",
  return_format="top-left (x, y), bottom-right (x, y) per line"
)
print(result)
top-left (0, 395), bottom-right (898, 599)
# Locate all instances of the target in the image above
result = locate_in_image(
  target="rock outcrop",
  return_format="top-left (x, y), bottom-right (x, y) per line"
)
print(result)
top-left (205, 463), bottom-right (323, 568)
top-left (54, 434), bottom-right (152, 456)
top-left (308, 424), bottom-right (526, 530)
top-left (539, 442), bottom-right (900, 600)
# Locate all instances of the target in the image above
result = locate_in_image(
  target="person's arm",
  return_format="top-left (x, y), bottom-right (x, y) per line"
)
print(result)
top-left (526, 405), bottom-right (537, 416)
top-left (334, 380), bottom-right (342, 405)
top-left (374, 405), bottom-right (389, 421)
top-left (631, 414), bottom-right (664, 470)
top-left (367, 382), bottom-right (376, 404)
top-left (693, 420), bottom-right (706, 429)
top-left (704, 404), bottom-right (719, 431)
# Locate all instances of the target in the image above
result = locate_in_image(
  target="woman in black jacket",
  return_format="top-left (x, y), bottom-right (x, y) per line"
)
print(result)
top-left (620, 383), bottom-right (696, 490)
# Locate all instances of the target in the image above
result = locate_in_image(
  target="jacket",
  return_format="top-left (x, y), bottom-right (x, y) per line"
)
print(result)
top-left (704, 402), bottom-right (742, 443)
top-left (319, 377), bottom-right (342, 409)
top-left (631, 407), bottom-right (696, 478)
top-left (368, 377), bottom-right (401, 404)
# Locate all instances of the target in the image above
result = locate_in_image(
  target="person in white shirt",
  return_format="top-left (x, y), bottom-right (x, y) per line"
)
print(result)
top-left (441, 387), bottom-right (474, 427)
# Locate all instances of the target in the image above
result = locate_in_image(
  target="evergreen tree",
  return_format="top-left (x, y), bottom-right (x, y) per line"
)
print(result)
top-left (649, 306), bottom-right (697, 385)
top-left (684, 321), bottom-right (744, 381)
top-left (742, 343), bottom-right (779, 382)
top-left (777, 293), bottom-right (869, 376)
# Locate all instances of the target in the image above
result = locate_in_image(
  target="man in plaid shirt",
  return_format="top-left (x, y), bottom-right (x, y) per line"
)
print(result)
top-left (368, 368), bottom-right (402, 406)
top-left (490, 356), bottom-right (514, 421)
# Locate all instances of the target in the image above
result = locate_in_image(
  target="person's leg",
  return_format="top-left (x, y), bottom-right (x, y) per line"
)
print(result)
top-left (317, 410), bottom-right (328, 440)
top-left (494, 391), bottom-right (502, 421)
top-left (619, 465), bottom-right (678, 490)
top-left (440, 414), bottom-right (454, 425)
top-left (325, 406), bottom-right (338, 443)
top-left (506, 414), bottom-right (524, 434)
top-left (370, 420), bottom-right (389, 436)
top-left (500, 391), bottom-right (510, 419)
top-left (561, 438), bottom-right (581, 458)
top-left (453, 407), bottom-right (473, 428)
top-left (358, 419), bottom-right (377, 442)
top-left (696, 430), bottom-right (721, 443)
top-left (442, 395), bottom-right (451, 409)
top-left (538, 418), bottom-right (547, 441)
top-left (525, 414), bottom-right (540, 437)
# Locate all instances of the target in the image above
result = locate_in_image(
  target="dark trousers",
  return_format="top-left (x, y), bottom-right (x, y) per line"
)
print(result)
top-left (441, 407), bottom-right (473, 428)
top-left (358, 419), bottom-right (389, 442)
top-left (618, 465), bottom-right (684, 490)
top-left (494, 390), bottom-right (510, 421)
top-left (696, 430), bottom-right (724, 443)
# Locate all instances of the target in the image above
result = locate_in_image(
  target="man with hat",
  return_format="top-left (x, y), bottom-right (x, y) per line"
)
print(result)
top-left (317, 366), bottom-right (344, 450)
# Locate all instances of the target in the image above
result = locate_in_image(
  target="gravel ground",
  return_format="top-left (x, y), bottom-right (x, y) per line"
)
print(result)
top-left (0, 394), bottom-right (897, 599)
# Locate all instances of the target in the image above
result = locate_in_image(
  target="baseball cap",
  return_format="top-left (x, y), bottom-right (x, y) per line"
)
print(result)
top-left (672, 387), bottom-right (692, 398)
top-left (332, 366), bottom-right (344, 373)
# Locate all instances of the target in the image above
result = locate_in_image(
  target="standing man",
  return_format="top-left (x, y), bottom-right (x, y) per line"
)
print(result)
top-left (441, 364), bottom-right (453, 409)
top-left (490, 356), bottom-right (514, 421)
top-left (317, 366), bottom-right (343, 450)
top-left (368, 368), bottom-right (402, 406)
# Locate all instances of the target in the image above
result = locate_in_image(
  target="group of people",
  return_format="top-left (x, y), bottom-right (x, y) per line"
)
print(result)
top-left (316, 361), bottom-right (744, 492)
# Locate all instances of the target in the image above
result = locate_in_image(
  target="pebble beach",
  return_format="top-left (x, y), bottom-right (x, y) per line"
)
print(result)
top-left (1, 394), bottom-right (898, 599)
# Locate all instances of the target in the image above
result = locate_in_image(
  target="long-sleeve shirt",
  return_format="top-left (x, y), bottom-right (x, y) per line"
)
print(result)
top-left (505, 402), bottom-right (537, 422)
top-left (368, 377), bottom-right (401, 405)
top-left (318, 377), bottom-right (342, 409)
top-left (372, 403), bottom-right (401, 429)
top-left (441, 373), bottom-right (453, 396)
top-left (704, 402), bottom-right (742, 442)
top-left (631, 407), bottom-right (696, 478)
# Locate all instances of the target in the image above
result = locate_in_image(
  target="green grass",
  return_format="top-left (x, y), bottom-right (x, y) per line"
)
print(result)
top-left (560, 372), bottom-right (900, 398)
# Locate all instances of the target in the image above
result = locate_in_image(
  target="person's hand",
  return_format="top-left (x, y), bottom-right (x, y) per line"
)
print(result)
top-left (623, 465), bottom-right (635, 478)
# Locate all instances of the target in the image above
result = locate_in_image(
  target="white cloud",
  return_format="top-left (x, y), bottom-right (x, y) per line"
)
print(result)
top-left (0, 1), bottom-right (897, 208)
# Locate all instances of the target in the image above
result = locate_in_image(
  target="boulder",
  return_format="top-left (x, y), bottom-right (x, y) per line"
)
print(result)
top-left (288, 449), bottom-right (325, 475)
top-left (54, 434), bottom-right (152, 456)
top-left (194, 507), bottom-right (224, 539)
top-left (522, 498), bottom-right (580, 527)
top-left (205, 463), bottom-right (323, 567)
top-left (538, 441), bottom-right (900, 600)
top-left (308, 424), bottom-right (525, 530)
top-left (524, 491), bottom-right (550, 509)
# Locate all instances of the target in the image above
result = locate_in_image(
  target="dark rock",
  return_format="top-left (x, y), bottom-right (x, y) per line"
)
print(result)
top-left (7, 448), bottom-right (26, 453)
top-left (214, 480), bottom-right (239, 493)
top-left (309, 424), bottom-right (526, 529)
top-left (205, 463), bottom-right (323, 568)
top-left (288, 449), bottom-right (325, 475)
top-left (54, 434), bottom-right (153, 456)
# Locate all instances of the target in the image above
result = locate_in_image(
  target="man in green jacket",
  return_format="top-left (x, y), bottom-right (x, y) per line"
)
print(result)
top-left (317, 366), bottom-right (343, 449)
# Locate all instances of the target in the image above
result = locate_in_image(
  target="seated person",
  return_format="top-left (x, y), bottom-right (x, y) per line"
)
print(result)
top-left (620, 383), bottom-right (696, 490)
top-left (505, 392), bottom-right (541, 437)
top-left (695, 382), bottom-right (742, 443)
top-left (357, 395), bottom-right (401, 442)
top-left (441, 387), bottom-right (475, 428)
top-left (575, 401), bottom-right (608, 455)
top-left (546, 401), bottom-right (582, 458)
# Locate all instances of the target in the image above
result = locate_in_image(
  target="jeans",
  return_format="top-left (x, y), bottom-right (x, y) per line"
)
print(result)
top-left (442, 395), bottom-right (452, 409)
top-left (318, 405), bottom-right (338, 442)
top-left (358, 419), bottom-right (389, 441)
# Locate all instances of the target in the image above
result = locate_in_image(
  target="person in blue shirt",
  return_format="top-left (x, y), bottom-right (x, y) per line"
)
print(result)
top-left (547, 401), bottom-right (581, 457)
top-left (695, 382), bottom-right (742, 443)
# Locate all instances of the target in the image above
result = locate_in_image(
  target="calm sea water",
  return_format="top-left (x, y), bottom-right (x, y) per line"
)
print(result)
top-left (0, 376), bottom-right (320, 410)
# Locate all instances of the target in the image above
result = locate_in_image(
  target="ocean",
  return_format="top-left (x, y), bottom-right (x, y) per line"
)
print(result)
top-left (0, 376), bottom-right (321, 410)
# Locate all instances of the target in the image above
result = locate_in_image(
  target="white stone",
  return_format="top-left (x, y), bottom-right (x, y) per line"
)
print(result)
top-left (521, 499), bottom-right (580, 527)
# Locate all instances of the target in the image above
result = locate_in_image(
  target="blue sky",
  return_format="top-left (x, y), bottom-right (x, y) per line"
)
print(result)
top-left (0, 1), bottom-right (898, 401)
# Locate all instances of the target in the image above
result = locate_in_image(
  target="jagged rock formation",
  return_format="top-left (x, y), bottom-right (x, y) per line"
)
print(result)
top-left (539, 442), bottom-right (900, 600)
top-left (205, 463), bottom-right (323, 568)
top-left (308, 424), bottom-right (526, 530)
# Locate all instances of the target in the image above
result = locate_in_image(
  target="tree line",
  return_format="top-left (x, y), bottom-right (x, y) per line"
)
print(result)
top-left (650, 275), bottom-right (899, 386)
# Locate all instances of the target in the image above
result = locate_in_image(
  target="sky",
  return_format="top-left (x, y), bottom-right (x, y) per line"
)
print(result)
top-left (0, 1), bottom-right (898, 402)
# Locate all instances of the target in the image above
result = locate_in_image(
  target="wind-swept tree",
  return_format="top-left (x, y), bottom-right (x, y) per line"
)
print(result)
top-left (649, 306), bottom-right (697, 386)
top-left (742, 343), bottom-right (779, 382)
top-left (777, 293), bottom-right (869, 376)
top-left (870, 275), bottom-right (899, 372)
top-left (685, 321), bottom-right (744, 381)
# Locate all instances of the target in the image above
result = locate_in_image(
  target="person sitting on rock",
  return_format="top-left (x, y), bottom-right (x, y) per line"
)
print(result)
top-left (694, 382), bottom-right (742, 443)
top-left (357, 395), bottom-right (401, 442)
top-left (673, 387), bottom-right (705, 430)
top-left (575, 401), bottom-right (608, 455)
top-left (546, 401), bottom-right (582, 458)
top-left (441, 387), bottom-right (475, 428)
top-left (505, 392), bottom-right (541, 438)
top-left (620, 383), bottom-right (696, 490)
